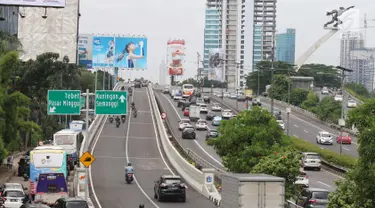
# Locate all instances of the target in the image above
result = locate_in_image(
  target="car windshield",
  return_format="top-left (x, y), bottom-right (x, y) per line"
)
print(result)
top-left (214, 117), bottom-right (222, 120)
top-left (306, 154), bottom-right (320, 160)
top-left (198, 121), bottom-right (207, 124)
top-left (165, 178), bottom-right (182, 184)
top-left (181, 120), bottom-right (191, 124)
top-left (210, 130), bottom-right (218, 133)
top-left (185, 108), bottom-right (189, 110)
top-left (312, 191), bottom-right (329, 200)
top-left (223, 109), bottom-right (231, 112)
top-left (200, 104), bottom-right (207, 107)
top-left (342, 132), bottom-right (349, 137)
top-left (67, 201), bottom-right (89, 208)
top-left (4, 190), bottom-right (24, 197)
top-left (321, 134), bottom-right (330, 137)
top-left (183, 128), bottom-right (194, 132)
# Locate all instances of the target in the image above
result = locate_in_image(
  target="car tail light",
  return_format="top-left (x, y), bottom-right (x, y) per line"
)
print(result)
top-left (309, 199), bottom-right (316, 203)
top-left (68, 157), bottom-right (72, 161)
top-left (305, 175), bottom-right (308, 179)
top-left (127, 174), bottom-right (132, 177)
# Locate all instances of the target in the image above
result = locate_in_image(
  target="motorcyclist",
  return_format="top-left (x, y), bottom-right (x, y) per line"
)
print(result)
top-left (115, 116), bottom-right (120, 123)
top-left (131, 101), bottom-right (135, 109)
top-left (125, 162), bottom-right (134, 177)
top-left (133, 108), bottom-right (138, 117)
top-left (139, 204), bottom-right (144, 208)
top-left (128, 87), bottom-right (133, 93)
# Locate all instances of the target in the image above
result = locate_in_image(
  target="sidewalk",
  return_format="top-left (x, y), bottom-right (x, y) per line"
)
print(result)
top-left (0, 151), bottom-right (26, 185)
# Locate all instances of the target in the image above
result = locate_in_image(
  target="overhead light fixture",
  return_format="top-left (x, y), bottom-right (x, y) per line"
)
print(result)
top-left (42, 7), bottom-right (47, 19)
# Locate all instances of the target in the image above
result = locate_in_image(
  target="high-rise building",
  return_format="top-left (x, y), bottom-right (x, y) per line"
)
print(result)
top-left (349, 48), bottom-right (375, 91)
top-left (340, 32), bottom-right (365, 83)
top-left (276, 28), bottom-right (296, 65)
top-left (252, 0), bottom-right (277, 71)
top-left (203, 1), bottom-right (222, 77)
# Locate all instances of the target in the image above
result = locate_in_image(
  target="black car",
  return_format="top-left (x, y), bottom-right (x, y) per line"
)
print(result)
top-left (203, 96), bottom-right (210, 103)
top-left (182, 127), bottom-right (195, 139)
top-left (51, 197), bottom-right (89, 208)
top-left (206, 129), bottom-right (219, 139)
top-left (154, 175), bottom-right (186, 202)
top-left (134, 79), bottom-right (142, 88)
top-left (181, 102), bottom-right (190, 111)
top-left (206, 111), bottom-right (215, 121)
top-left (177, 99), bottom-right (187, 107)
top-left (296, 188), bottom-right (329, 208)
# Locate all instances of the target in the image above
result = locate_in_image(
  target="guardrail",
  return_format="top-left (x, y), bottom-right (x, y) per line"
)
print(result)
top-left (209, 95), bottom-right (348, 176)
top-left (148, 85), bottom-right (221, 204)
top-left (343, 90), bottom-right (364, 104)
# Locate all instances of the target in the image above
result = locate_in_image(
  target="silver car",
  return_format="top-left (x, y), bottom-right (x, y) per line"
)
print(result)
top-left (301, 152), bottom-right (321, 171)
top-left (178, 119), bottom-right (193, 131)
top-left (316, 131), bottom-right (333, 145)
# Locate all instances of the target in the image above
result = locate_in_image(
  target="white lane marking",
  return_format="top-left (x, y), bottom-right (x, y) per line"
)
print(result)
top-left (294, 125), bottom-right (299, 128)
top-left (129, 121), bottom-right (154, 125)
top-left (317, 181), bottom-right (332, 187)
top-left (125, 89), bottom-right (161, 208)
top-left (304, 130), bottom-right (308, 133)
top-left (161, 93), bottom-right (224, 167)
top-left (321, 169), bottom-right (344, 179)
top-left (137, 110), bottom-right (151, 113)
top-left (95, 156), bottom-right (162, 160)
top-left (128, 136), bottom-right (156, 140)
top-left (343, 147), bottom-right (350, 151)
top-left (99, 135), bottom-right (124, 139)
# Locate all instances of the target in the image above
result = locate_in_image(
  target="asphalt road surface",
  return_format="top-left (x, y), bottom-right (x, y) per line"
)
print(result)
top-left (154, 89), bottom-right (339, 191)
top-left (90, 86), bottom-right (216, 208)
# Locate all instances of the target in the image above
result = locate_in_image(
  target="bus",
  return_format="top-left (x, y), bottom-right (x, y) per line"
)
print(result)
top-left (29, 146), bottom-right (67, 196)
top-left (34, 173), bottom-right (69, 205)
top-left (53, 129), bottom-right (84, 165)
top-left (69, 120), bottom-right (86, 131)
top-left (182, 84), bottom-right (195, 98)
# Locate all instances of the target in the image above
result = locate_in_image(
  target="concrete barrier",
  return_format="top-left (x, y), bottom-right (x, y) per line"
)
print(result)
top-left (148, 85), bottom-right (221, 203)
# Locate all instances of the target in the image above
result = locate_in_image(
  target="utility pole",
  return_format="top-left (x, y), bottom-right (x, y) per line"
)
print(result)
top-left (270, 39), bottom-right (275, 114)
top-left (197, 52), bottom-right (201, 91)
top-left (287, 73), bottom-right (291, 136)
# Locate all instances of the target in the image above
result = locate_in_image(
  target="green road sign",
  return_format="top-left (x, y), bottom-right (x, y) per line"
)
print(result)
top-left (95, 90), bottom-right (127, 115)
top-left (47, 90), bottom-right (81, 115)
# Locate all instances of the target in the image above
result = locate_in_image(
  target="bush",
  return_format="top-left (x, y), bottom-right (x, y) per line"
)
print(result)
top-left (290, 137), bottom-right (357, 169)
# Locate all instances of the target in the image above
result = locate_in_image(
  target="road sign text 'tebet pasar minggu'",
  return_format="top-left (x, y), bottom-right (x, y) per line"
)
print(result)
top-left (47, 90), bottom-right (81, 115)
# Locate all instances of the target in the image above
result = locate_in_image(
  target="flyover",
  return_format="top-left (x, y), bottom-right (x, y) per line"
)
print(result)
top-left (90, 86), bottom-right (216, 207)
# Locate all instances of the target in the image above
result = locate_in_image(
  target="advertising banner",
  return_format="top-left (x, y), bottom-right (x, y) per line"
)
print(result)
top-left (78, 34), bottom-right (93, 69)
top-left (208, 48), bottom-right (224, 81)
top-left (167, 39), bottom-right (185, 75)
top-left (92, 36), bottom-right (115, 68)
top-left (0, 0), bottom-right (66, 7)
top-left (114, 37), bottom-right (148, 69)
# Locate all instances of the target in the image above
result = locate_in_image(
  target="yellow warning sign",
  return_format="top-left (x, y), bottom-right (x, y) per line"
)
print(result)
top-left (79, 151), bottom-right (96, 168)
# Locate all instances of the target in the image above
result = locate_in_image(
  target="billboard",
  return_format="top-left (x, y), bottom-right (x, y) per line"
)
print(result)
top-left (167, 39), bottom-right (185, 75)
top-left (78, 34), bottom-right (93, 69)
top-left (208, 48), bottom-right (224, 81)
top-left (92, 36), bottom-right (115, 68)
top-left (114, 37), bottom-right (147, 69)
top-left (0, 0), bottom-right (66, 7)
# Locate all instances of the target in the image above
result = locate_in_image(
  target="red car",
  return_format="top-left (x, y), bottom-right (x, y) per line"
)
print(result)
top-left (336, 132), bottom-right (352, 144)
top-left (183, 107), bottom-right (189, 116)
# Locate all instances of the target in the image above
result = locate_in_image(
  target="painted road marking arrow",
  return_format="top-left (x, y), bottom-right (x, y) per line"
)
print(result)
top-left (49, 106), bottom-right (56, 113)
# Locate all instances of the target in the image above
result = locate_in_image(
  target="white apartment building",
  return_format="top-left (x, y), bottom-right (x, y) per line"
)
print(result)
top-left (340, 32), bottom-right (365, 83)
top-left (349, 48), bottom-right (375, 91)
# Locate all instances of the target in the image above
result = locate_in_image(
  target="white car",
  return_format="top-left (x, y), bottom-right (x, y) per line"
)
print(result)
top-left (229, 93), bottom-right (237, 99)
top-left (321, 87), bottom-right (329, 94)
top-left (178, 119), bottom-right (193, 131)
top-left (276, 120), bottom-right (285, 130)
top-left (334, 94), bottom-right (343, 101)
top-left (222, 109), bottom-right (233, 119)
top-left (173, 95), bottom-right (182, 101)
top-left (199, 104), bottom-right (209, 113)
top-left (195, 119), bottom-right (208, 130)
top-left (294, 169), bottom-right (309, 188)
top-left (2, 186), bottom-right (26, 208)
top-left (316, 131), bottom-right (333, 145)
top-left (301, 152), bottom-right (321, 171)
top-left (223, 92), bottom-right (230, 97)
top-left (211, 104), bottom-right (222, 111)
top-left (347, 99), bottom-right (357, 108)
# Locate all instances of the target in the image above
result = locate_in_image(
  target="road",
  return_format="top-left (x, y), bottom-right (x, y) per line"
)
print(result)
top-left (154, 89), bottom-right (339, 191)
top-left (90, 86), bottom-right (216, 208)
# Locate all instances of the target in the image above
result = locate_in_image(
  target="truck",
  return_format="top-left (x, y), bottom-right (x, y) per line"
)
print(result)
top-left (245, 89), bottom-right (253, 100)
top-left (189, 105), bottom-right (200, 122)
top-left (220, 173), bottom-right (285, 208)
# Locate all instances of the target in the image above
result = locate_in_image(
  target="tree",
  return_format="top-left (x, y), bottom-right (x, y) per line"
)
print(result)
top-left (289, 88), bottom-right (309, 106)
top-left (301, 91), bottom-right (319, 112)
top-left (268, 74), bottom-right (291, 101)
top-left (207, 107), bottom-right (288, 172)
top-left (315, 96), bottom-right (341, 123)
top-left (251, 149), bottom-right (301, 199)
top-left (298, 64), bottom-right (341, 88)
top-left (345, 82), bottom-right (369, 97)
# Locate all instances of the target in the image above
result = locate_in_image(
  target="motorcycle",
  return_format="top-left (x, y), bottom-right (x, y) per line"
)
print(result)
top-left (131, 105), bottom-right (136, 110)
top-left (121, 116), bottom-right (126, 123)
top-left (125, 173), bottom-right (134, 184)
top-left (133, 111), bottom-right (137, 118)
top-left (129, 92), bottom-right (132, 96)
top-left (109, 117), bottom-right (114, 123)
top-left (116, 120), bottom-right (120, 128)
top-left (23, 173), bottom-right (29, 181)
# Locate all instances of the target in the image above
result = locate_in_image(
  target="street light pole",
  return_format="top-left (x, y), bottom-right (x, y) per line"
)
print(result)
top-left (270, 61), bottom-right (274, 114)
top-left (257, 69), bottom-right (260, 96)
top-left (287, 75), bottom-right (291, 136)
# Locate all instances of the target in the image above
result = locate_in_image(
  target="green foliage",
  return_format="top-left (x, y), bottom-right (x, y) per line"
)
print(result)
top-left (345, 82), bottom-right (369, 98)
top-left (290, 137), bottom-right (356, 168)
top-left (207, 107), bottom-right (288, 172)
top-left (301, 91), bottom-right (319, 111)
top-left (315, 97), bottom-right (341, 123)
top-left (298, 64), bottom-right (341, 88)
top-left (268, 74), bottom-right (291, 101)
top-left (289, 88), bottom-right (309, 106)
top-left (346, 99), bottom-right (375, 132)
top-left (251, 149), bottom-right (301, 199)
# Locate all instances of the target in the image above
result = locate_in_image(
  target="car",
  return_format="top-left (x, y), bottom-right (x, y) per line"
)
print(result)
top-left (162, 88), bottom-right (170, 94)
top-left (195, 119), bottom-right (208, 130)
top-left (336, 132), bottom-right (352, 144)
top-left (334, 94), bottom-right (343, 101)
top-left (276, 120), bottom-right (285, 130)
top-left (2, 186), bottom-right (26, 208)
top-left (221, 109), bottom-right (232, 119)
top-left (21, 203), bottom-right (51, 208)
top-left (134, 80), bottom-right (142, 88)
top-left (199, 104), bottom-right (208, 113)
top-left (252, 98), bottom-right (261, 106)
top-left (178, 119), bottom-right (193, 131)
top-left (347, 99), bottom-right (357, 108)
top-left (177, 99), bottom-right (187, 107)
top-left (173, 94), bottom-right (182, 101)
top-left (183, 107), bottom-right (189, 116)
top-left (237, 95), bottom-right (246, 101)
top-left (203, 96), bottom-right (210, 103)
top-left (212, 116), bottom-right (222, 126)
top-left (206, 111), bottom-right (216, 121)
top-left (181, 102), bottom-right (190, 111)
top-left (316, 131), bottom-right (333, 145)
top-left (321, 86), bottom-right (329, 94)
top-left (196, 98), bottom-right (204, 105)
top-left (211, 104), bottom-right (222, 111)
top-left (294, 169), bottom-right (309, 188)
top-left (296, 188), bottom-right (330, 208)
top-left (154, 175), bottom-right (187, 202)
top-left (182, 127), bottom-right (195, 139)
top-left (0, 183), bottom-right (26, 193)
top-left (301, 152), bottom-right (321, 171)
top-left (229, 93), bottom-right (237, 99)
top-left (51, 197), bottom-right (89, 208)
top-left (206, 129), bottom-right (219, 139)
top-left (217, 93), bottom-right (223, 98)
